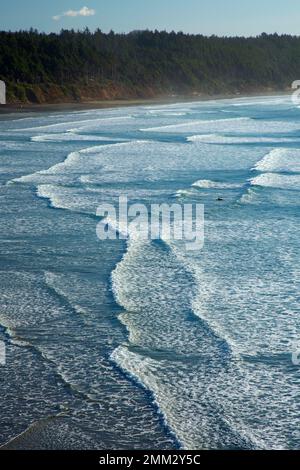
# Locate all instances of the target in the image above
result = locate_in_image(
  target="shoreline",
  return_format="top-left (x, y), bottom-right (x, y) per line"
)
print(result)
top-left (0, 90), bottom-right (291, 119)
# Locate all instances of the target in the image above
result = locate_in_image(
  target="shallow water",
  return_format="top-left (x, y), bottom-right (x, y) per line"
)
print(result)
top-left (0, 96), bottom-right (300, 449)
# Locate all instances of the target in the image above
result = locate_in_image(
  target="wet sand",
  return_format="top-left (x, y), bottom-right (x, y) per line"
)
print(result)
top-left (0, 90), bottom-right (289, 119)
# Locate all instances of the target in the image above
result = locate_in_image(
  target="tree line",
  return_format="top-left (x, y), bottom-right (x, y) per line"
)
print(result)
top-left (0, 28), bottom-right (299, 103)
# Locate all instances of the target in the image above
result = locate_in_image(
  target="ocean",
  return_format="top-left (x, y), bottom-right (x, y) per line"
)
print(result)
top-left (0, 95), bottom-right (299, 449)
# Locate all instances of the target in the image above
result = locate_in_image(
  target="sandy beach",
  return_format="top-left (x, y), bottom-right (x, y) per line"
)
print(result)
top-left (0, 90), bottom-right (289, 118)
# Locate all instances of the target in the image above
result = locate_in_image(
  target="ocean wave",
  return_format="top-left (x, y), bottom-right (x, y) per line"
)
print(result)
top-left (0, 271), bottom-right (71, 333)
top-left (175, 188), bottom-right (199, 198)
top-left (142, 117), bottom-right (300, 136)
top-left (9, 141), bottom-right (135, 186)
top-left (231, 98), bottom-right (287, 107)
top-left (9, 138), bottom-right (267, 192)
top-left (31, 133), bottom-right (125, 143)
top-left (0, 141), bottom-right (34, 151)
top-left (36, 184), bottom-right (99, 214)
top-left (253, 148), bottom-right (300, 173)
top-left (240, 186), bottom-right (300, 206)
top-left (250, 173), bottom-right (300, 190)
top-left (19, 116), bottom-right (133, 133)
top-left (192, 179), bottom-right (242, 189)
top-left (147, 110), bottom-right (188, 116)
top-left (141, 117), bottom-right (251, 132)
top-left (188, 134), bottom-right (299, 144)
top-left (109, 234), bottom-right (267, 449)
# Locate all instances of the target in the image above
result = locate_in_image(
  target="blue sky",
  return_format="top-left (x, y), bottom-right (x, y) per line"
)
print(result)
top-left (1, 0), bottom-right (300, 36)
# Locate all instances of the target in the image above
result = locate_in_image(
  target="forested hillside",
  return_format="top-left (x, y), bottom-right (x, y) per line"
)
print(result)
top-left (0, 29), bottom-right (299, 103)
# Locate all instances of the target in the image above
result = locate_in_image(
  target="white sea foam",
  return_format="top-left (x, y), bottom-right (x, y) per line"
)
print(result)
top-left (68, 116), bottom-right (133, 133)
top-left (19, 115), bottom-right (133, 133)
top-left (10, 139), bottom-right (263, 192)
top-left (0, 271), bottom-right (69, 330)
top-left (175, 188), bottom-right (201, 198)
top-left (188, 134), bottom-right (298, 144)
top-left (112, 344), bottom-right (288, 449)
top-left (147, 109), bottom-right (188, 116)
top-left (250, 173), bottom-right (300, 190)
top-left (192, 179), bottom-right (242, 189)
top-left (110, 218), bottom-right (300, 449)
top-left (141, 117), bottom-right (300, 135)
top-left (0, 141), bottom-right (36, 151)
top-left (31, 133), bottom-right (124, 143)
top-left (7, 139), bottom-right (267, 244)
top-left (141, 117), bottom-right (251, 132)
top-left (231, 98), bottom-right (287, 107)
top-left (36, 184), bottom-right (100, 213)
top-left (0, 268), bottom-right (171, 449)
top-left (253, 148), bottom-right (300, 173)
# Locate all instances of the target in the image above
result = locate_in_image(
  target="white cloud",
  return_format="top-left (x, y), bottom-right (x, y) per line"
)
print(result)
top-left (53, 6), bottom-right (96, 21)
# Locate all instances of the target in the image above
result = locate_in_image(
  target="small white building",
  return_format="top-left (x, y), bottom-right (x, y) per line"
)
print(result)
top-left (0, 81), bottom-right (6, 104)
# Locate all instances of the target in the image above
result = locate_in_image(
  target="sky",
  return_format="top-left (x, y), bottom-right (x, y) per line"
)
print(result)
top-left (1, 0), bottom-right (300, 36)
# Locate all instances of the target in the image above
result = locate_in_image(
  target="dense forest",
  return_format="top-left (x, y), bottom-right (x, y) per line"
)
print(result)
top-left (0, 29), bottom-right (300, 104)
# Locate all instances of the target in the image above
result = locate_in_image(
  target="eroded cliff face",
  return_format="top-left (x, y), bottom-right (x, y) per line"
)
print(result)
top-left (6, 80), bottom-right (284, 105)
top-left (6, 81), bottom-right (166, 104)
